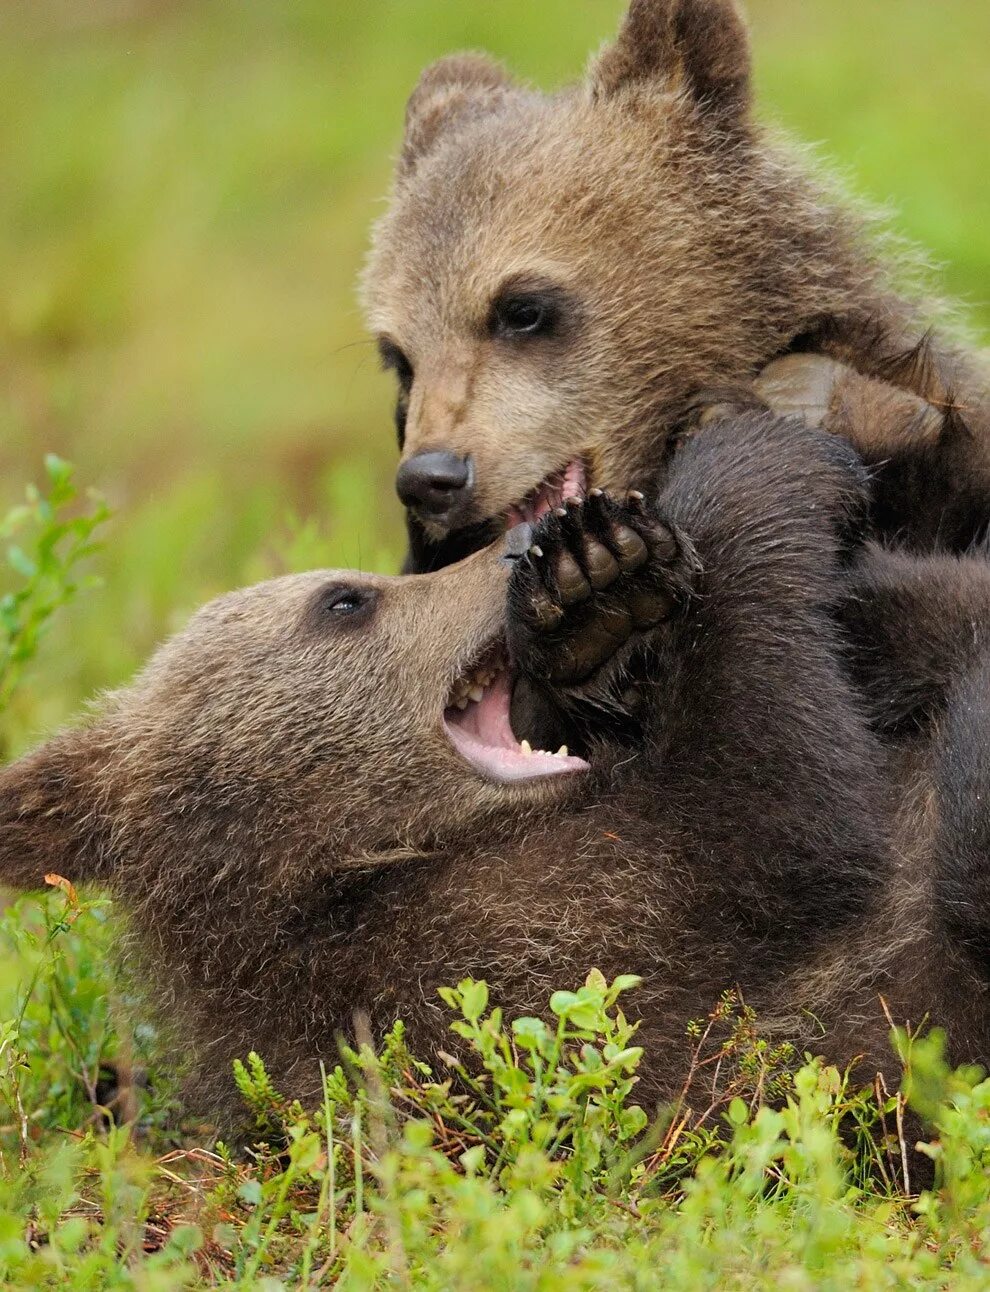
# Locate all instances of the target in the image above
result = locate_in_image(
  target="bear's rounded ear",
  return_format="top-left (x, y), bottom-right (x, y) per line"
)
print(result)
top-left (0, 728), bottom-right (115, 892)
top-left (589, 0), bottom-right (751, 124)
top-left (400, 53), bottom-right (516, 178)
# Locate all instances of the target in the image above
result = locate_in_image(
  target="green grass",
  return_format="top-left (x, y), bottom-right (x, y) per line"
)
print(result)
top-left (5, 885), bottom-right (990, 1290)
top-left (0, 1), bottom-right (989, 1286)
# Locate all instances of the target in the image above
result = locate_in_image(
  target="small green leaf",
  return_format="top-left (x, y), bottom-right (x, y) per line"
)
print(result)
top-left (585, 968), bottom-right (608, 992)
top-left (619, 1106), bottom-right (649, 1138)
top-left (549, 991), bottom-right (579, 1018)
top-left (610, 974), bottom-right (643, 998)
top-left (459, 978), bottom-right (489, 1023)
top-left (512, 1016), bottom-right (549, 1052)
top-left (550, 988), bottom-right (602, 1030)
top-left (291, 1130), bottom-right (323, 1172)
top-left (403, 1119), bottom-right (434, 1150)
top-left (460, 1145), bottom-right (486, 1174)
top-left (728, 1096), bottom-right (749, 1126)
top-left (44, 453), bottom-right (72, 487)
top-left (212, 1222), bottom-right (237, 1250)
top-left (166, 1224), bottom-right (203, 1256)
top-left (606, 1046), bottom-right (643, 1070)
top-left (7, 546), bottom-right (36, 578)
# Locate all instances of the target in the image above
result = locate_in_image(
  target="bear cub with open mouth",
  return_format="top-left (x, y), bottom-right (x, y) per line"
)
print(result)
top-left (3, 413), bottom-right (990, 1120)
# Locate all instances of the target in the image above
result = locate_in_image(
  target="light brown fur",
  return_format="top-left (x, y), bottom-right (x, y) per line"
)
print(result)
top-left (365, 0), bottom-right (990, 566)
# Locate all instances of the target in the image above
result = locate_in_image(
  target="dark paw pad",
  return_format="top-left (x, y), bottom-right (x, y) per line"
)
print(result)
top-left (508, 490), bottom-right (694, 689)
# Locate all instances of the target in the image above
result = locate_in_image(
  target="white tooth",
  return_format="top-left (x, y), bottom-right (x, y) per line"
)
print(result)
top-left (456, 696), bottom-right (469, 710)
top-left (556, 746), bottom-right (569, 758)
top-left (520, 740), bottom-right (533, 756)
top-left (469, 685), bottom-right (484, 703)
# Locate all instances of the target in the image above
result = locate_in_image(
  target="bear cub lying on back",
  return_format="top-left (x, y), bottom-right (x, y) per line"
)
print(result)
top-left (365, 0), bottom-right (990, 572)
top-left (3, 412), bottom-right (990, 1119)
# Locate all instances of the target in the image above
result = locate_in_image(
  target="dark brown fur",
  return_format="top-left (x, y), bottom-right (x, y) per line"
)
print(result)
top-left (1, 415), bottom-right (988, 1121)
top-left (363, 0), bottom-right (990, 571)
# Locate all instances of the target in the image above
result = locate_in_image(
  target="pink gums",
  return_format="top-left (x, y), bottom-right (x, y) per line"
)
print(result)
top-left (506, 459), bottom-right (587, 529)
top-left (444, 672), bottom-right (589, 784)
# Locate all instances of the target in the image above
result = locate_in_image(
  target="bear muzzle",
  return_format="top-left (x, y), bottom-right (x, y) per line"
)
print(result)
top-left (396, 450), bottom-right (475, 528)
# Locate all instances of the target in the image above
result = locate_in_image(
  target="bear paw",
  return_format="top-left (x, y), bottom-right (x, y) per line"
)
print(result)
top-left (755, 353), bottom-right (944, 459)
top-left (507, 489), bottom-right (696, 689)
top-left (753, 353), bottom-right (846, 429)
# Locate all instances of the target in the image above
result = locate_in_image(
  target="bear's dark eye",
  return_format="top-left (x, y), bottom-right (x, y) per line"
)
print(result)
top-left (378, 338), bottom-right (414, 391)
top-left (489, 293), bottom-right (558, 340)
top-left (378, 339), bottom-right (414, 449)
top-left (306, 583), bottom-right (378, 632)
top-left (325, 589), bottom-right (366, 614)
top-left (394, 390), bottom-right (409, 451)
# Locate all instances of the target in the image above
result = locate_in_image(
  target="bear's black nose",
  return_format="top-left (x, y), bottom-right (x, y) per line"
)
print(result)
top-left (396, 450), bottom-right (473, 523)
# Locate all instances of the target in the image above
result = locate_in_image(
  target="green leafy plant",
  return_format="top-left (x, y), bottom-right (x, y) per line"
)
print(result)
top-left (0, 455), bottom-right (109, 740)
top-left (5, 946), bottom-right (990, 1287)
top-left (432, 971), bottom-right (649, 1197)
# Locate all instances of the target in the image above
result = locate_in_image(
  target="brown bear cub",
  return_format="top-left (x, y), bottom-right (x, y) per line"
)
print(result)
top-left (2, 412), bottom-right (990, 1120)
top-left (364, 0), bottom-right (990, 573)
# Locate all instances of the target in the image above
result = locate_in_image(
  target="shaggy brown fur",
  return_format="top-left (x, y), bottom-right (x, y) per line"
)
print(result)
top-left (363, 0), bottom-right (990, 571)
top-left (1, 414), bottom-right (988, 1120)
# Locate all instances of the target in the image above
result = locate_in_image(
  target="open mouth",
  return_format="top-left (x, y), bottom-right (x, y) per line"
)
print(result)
top-left (506, 459), bottom-right (588, 530)
top-left (443, 642), bottom-right (590, 784)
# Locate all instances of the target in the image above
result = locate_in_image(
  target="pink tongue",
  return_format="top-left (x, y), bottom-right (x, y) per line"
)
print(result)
top-left (444, 673), bottom-right (590, 783)
top-left (451, 673), bottom-right (517, 748)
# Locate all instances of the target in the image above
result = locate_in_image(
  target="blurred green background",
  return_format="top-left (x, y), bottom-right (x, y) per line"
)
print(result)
top-left (1, 0), bottom-right (988, 751)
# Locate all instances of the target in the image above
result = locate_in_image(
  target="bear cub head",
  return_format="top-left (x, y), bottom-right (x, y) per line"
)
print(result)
top-left (0, 547), bottom-right (589, 901)
top-left (364, 0), bottom-right (894, 572)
